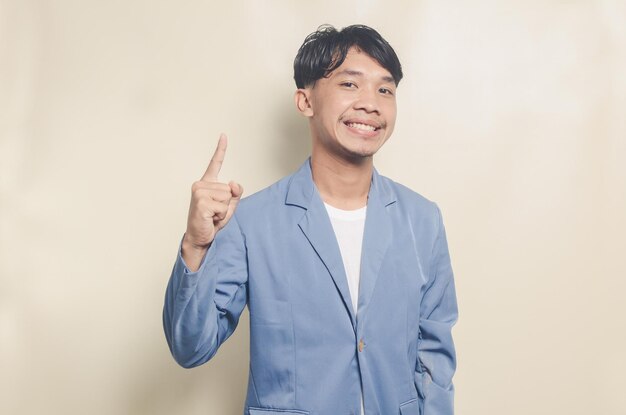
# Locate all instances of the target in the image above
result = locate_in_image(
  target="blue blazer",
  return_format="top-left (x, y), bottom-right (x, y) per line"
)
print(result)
top-left (164, 159), bottom-right (458, 415)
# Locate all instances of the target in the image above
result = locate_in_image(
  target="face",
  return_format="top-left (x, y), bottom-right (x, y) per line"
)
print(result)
top-left (296, 48), bottom-right (397, 163)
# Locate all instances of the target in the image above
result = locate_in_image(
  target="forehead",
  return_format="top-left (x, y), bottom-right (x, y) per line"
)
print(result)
top-left (327, 48), bottom-right (394, 82)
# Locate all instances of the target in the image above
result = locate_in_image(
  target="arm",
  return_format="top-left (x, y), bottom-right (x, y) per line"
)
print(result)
top-left (163, 215), bottom-right (248, 368)
top-left (163, 134), bottom-right (246, 368)
top-left (416, 205), bottom-right (458, 414)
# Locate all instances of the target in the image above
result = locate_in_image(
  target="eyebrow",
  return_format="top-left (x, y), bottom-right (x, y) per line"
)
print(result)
top-left (335, 69), bottom-right (395, 84)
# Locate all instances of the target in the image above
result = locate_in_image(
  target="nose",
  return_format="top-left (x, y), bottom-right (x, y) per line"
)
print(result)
top-left (354, 86), bottom-right (380, 114)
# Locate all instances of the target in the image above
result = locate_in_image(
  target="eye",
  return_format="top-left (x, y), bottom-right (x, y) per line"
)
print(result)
top-left (379, 87), bottom-right (394, 95)
top-left (340, 82), bottom-right (357, 88)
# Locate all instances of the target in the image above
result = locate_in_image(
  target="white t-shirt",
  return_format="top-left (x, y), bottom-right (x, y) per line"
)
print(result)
top-left (324, 202), bottom-right (367, 313)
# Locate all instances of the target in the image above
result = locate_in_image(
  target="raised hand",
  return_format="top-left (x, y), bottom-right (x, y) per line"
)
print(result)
top-left (182, 134), bottom-right (243, 270)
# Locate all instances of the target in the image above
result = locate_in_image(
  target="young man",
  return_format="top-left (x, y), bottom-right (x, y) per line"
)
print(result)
top-left (164, 25), bottom-right (458, 415)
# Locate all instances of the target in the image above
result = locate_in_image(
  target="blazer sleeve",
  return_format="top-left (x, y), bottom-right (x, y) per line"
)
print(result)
top-left (416, 205), bottom-right (459, 414)
top-left (163, 214), bottom-right (248, 368)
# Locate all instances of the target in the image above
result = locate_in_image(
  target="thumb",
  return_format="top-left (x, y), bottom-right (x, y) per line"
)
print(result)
top-left (216, 181), bottom-right (243, 231)
top-left (229, 181), bottom-right (244, 200)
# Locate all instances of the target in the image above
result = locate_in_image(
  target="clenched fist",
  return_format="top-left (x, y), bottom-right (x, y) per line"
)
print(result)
top-left (182, 134), bottom-right (243, 271)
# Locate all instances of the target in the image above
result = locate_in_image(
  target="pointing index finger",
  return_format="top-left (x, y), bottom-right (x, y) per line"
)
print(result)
top-left (202, 134), bottom-right (227, 182)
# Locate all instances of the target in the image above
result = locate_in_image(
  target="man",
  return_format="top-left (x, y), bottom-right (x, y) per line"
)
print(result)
top-left (164, 24), bottom-right (458, 415)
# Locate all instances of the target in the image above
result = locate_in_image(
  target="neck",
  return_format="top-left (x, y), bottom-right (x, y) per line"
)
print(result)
top-left (311, 151), bottom-right (373, 210)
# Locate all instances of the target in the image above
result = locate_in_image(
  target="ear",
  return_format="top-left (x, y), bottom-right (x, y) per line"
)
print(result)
top-left (294, 88), bottom-right (314, 117)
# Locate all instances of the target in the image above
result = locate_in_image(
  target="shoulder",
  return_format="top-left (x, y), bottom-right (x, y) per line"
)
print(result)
top-left (239, 178), bottom-right (289, 209)
top-left (377, 173), bottom-right (447, 247)
top-left (377, 172), bottom-right (441, 219)
top-left (233, 171), bottom-right (296, 216)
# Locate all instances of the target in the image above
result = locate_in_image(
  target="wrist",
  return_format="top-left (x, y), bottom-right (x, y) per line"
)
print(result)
top-left (182, 233), bottom-right (210, 253)
top-left (181, 233), bottom-right (210, 273)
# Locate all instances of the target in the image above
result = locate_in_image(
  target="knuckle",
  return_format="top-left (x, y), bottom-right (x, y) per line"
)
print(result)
top-left (196, 200), bottom-right (207, 212)
top-left (191, 181), bottom-right (203, 193)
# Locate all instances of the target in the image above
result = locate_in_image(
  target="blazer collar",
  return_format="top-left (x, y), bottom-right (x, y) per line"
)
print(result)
top-left (286, 158), bottom-right (397, 331)
top-left (285, 158), bottom-right (397, 209)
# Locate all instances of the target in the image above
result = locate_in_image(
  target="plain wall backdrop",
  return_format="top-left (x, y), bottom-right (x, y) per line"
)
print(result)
top-left (1, 1), bottom-right (625, 414)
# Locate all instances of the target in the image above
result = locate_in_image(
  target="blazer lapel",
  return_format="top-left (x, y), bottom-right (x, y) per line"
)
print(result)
top-left (286, 159), bottom-right (357, 331)
top-left (356, 169), bottom-right (396, 328)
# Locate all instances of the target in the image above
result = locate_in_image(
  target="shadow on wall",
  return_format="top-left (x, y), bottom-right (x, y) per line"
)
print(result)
top-left (272, 96), bottom-right (312, 178)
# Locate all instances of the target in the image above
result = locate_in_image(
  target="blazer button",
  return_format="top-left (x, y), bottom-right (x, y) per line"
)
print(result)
top-left (358, 339), bottom-right (365, 352)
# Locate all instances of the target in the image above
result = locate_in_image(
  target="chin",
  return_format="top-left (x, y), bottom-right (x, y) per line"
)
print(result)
top-left (345, 140), bottom-right (386, 159)
top-left (341, 147), bottom-right (379, 160)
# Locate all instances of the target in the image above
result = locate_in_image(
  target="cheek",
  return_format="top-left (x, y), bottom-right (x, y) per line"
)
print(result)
top-left (385, 105), bottom-right (397, 128)
top-left (323, 107), bottom-right (344, 127)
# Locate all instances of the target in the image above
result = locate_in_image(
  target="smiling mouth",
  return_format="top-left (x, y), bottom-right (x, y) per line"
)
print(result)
top-left (344, 121), bottom-right (381, 132)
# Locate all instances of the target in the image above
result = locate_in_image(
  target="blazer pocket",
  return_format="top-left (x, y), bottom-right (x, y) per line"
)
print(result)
top-left (248, 408), bottom-right (309, 415)
top-left (399, 398), bottom-right (421, 415)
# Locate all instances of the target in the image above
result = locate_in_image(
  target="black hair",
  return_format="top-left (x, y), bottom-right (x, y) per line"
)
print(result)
top-left (293, 24), bottom-right (403, 89)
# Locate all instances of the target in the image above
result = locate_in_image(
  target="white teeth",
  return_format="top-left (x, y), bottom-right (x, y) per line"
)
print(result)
top-left (347, 122), bottom-right (376, 131)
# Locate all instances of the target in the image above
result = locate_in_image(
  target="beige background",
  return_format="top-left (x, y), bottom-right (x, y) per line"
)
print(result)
top-left (1, 1), bottom-right (625, 414)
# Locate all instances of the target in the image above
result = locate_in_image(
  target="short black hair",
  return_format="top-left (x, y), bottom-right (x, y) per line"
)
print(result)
top-left (293, 24), bottom-right (403, 89)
